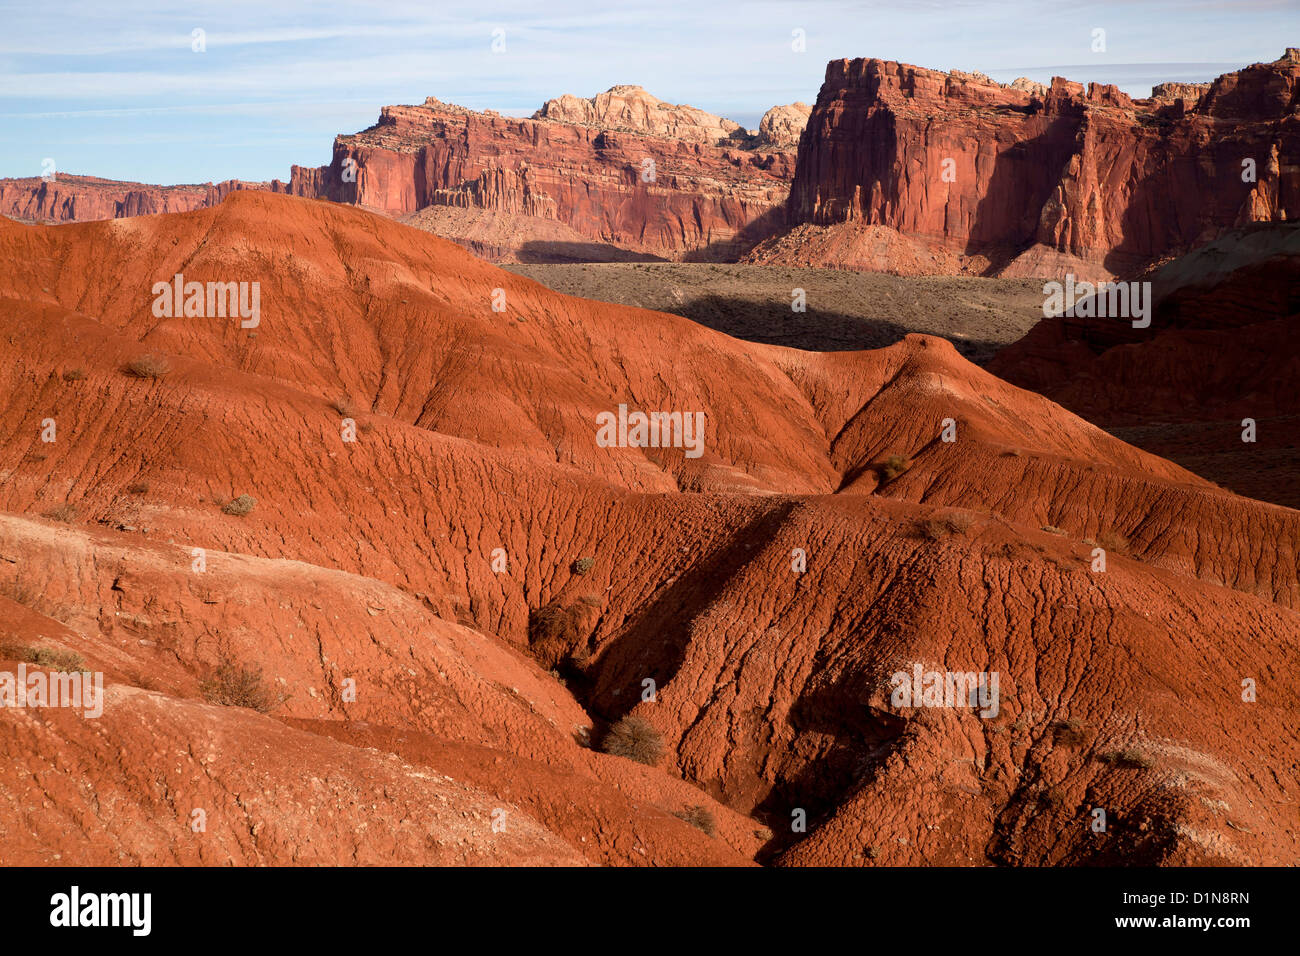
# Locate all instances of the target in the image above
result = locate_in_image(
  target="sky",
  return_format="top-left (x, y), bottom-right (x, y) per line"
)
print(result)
top-left (1, 0), bottom-right (1295, 184)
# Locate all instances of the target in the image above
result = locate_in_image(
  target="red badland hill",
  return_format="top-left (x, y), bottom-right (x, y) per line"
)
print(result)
top-left (0, 87), bottom-right (807, 263)
top-left (989, 220), bottom-right (1300, 508)
top-left (1, 192), bottom-right (1297, 865)
top-left (750, 49), bottom-right (1300, 279)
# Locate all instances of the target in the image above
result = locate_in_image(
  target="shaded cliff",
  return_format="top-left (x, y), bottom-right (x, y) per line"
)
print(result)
top-left (773, 50), bottom-right (1300, 277)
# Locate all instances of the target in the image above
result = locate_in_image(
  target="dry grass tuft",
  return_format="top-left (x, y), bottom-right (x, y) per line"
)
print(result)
top-left (879, 454), bottom-right (911, 482)
top-left (124, 354), bottom-right (171, 378)
top-left (199, 659), bottom-right (286, 713)
top-left (601, 715), bottom-right (665, 766)
top-left (222, 494), bottom-right (256, 517)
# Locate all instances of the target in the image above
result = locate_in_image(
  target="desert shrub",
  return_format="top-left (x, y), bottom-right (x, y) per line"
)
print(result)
top-left (879, 454), bottom-right (911, 482)
top-left (330, 396), bottom-right (357, 418)
top-left (30, 647), bottom-right (87, 671)
top-left (946, 512), bottom-right (975, 534)
top-left (199, 659), bottom-right (284, 713)
top-left (921, 518), bottom-right (950, 541)
top-left (1052, 718), bottom-right (1087, 747)
top-left (1099, 748), bottom-right (1155, 769)
top-left (0, 643), bottom-right (86, 672)
top-left (1038, 787), bottom-right (1067, 809)
top-left (62, 368), bottom-right (86, 382)
top-left (44, 503), bottom-right (77, 523)
top-left (673, 805), bottom-right (716, 837)
top-left (222, 494), bottom-right (256, 516)
top-left (571, 556), bottom-right (595, 575)
top-left (601, 715), bottom-right (665, 766)
top-left (920, 512), bottom-right (974, 540)
top-left (1097, 530), bottom-right (1129, 554)
top-left (529, 603), bottom-right (574, 643)
top-left (124, 354), bottom-right (170, 378)
top-left (527, 601), bottom-right (585, 670)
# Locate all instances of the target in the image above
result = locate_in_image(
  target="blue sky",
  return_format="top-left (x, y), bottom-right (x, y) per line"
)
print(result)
top-left (1, 0), bottom-right (1294, 184)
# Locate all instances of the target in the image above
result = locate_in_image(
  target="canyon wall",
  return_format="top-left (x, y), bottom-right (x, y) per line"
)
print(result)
top-left (0, 175), bottom-right (287, 223)
top-left (1, 87), bottom-right (806, 262)
top-left (286, 87), bottom-right (801, 259)
top-left (10, 51), bottom-right (1296, 273)
top-left (781, 50), bottom-right (1300, 276)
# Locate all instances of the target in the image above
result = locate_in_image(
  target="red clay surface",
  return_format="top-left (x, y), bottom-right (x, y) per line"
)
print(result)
top-left (0, 192), bottom-right (1296, 866)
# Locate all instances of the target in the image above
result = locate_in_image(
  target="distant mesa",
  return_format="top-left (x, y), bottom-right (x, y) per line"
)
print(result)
top-left (2, 51), bottom-right (1297, 276)
top-left (0, 85), bottom-right (807, 264)
top-left (767, 49), bottom-right (1300, 278)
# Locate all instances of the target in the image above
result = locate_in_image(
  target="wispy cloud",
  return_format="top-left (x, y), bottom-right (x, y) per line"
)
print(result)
top-left (1, 0), bottom-right (1291, 182)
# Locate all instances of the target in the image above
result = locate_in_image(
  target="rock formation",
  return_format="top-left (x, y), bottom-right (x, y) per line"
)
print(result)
top-left (533, 85), bottom-right (749, 145)
top-left (988, 220), bottom-right (1300, 507)
top-left (757, 102), bottom-right (813, 149)
top-left (0, 87), bottom-right (808, 263)
top-left (284, 88), bottom-right (801, 260)
top-left (777, 51), bottom-right (1300, 277)
top-left (0, 174), bottom-right (285, 223)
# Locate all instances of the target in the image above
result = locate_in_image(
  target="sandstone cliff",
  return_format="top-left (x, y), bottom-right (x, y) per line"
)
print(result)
top-left (0, 174), bottom-right (286, 223)
top-left (0, 87), bottom-right (807, 262)
top-left (781, 50), bottom-right (1300, 276)
top-left (286, 87), bottom-right (802, 259)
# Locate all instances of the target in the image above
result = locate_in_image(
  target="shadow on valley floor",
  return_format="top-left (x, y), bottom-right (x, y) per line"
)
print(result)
top-left (505, 262), bottom-right (1046, 364)
top-left (514, 240), bottom-right (666, 264)
top-left (666, 293), bottom-right (1008, 361)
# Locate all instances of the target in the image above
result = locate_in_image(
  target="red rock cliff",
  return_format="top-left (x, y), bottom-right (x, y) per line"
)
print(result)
top-left (287, 88), bottom-right (801, 259)
top-left (0, 174), bottom-right (287, 223)
top-left (786, 51), bottom-right (1300, 275)
top-left (1, 87), bottom-right (805, 262)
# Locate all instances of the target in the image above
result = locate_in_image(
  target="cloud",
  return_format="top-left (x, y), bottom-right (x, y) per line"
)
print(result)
top-left (1, 0), bottom-right (1292, 182)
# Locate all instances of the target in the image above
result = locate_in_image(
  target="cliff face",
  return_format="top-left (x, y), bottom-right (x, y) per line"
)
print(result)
top-left (786, 52), bottom-right (1300, 275)
top-left (286, 89), bottom-right (802, 259)
top-left (0, 175), bottom-right (285, 222)
top-left (0, 87), bottom-right (806, 262)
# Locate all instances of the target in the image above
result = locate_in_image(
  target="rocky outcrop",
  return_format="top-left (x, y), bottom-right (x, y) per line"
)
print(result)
top-left (1151, 81), bottom-right (1211, 103)
top-left (0, 174), bottom-right (286, 223)
top-left (284, 89), bottom-right (797, 259)
top-left (0, 88), bottom-right (799, 262)
top-left (757, 102), bottom-right (812, 148)
top-left (783, 51), bottom-right (1300, 276)
top-left (533, 85), bottom-right (748, 145)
